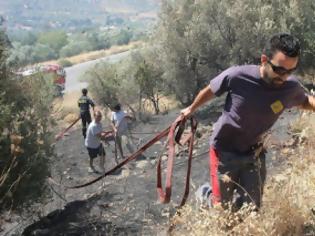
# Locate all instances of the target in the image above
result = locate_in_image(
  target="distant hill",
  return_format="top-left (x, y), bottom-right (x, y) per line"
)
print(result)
top-left (0, 0), bottom-right (161, 13)
top-left (0, 0), bottom-right (161, 31)
top-left (101, 0), bottom-right (161, 12)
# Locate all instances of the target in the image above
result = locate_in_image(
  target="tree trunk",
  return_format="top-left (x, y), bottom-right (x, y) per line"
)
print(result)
top-left (150, 96), bottom-right (160, 115)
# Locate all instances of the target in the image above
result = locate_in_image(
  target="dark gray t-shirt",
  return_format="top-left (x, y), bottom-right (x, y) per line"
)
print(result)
top-left (209, 65), bottom-right (307, 153)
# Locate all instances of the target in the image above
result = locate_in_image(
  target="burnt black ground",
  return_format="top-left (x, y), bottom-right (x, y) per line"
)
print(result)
top-left (2, 99), bottom-right (303, 236)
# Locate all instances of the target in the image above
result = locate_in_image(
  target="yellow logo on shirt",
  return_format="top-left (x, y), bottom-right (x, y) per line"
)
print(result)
top-left (270, 100), bottom-right (284, 114)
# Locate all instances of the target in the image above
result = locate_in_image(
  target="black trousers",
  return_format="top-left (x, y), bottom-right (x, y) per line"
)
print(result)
top-left (210, 147), bottom-right (266, 211)
top-left (80, 112), bottom-right (92, 139)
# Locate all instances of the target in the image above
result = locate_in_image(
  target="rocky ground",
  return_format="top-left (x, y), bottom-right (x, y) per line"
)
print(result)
top-left (1, 99), bottom-right (303, 236)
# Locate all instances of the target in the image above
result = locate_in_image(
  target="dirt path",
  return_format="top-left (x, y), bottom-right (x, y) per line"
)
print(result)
top-left (22, 109), bottom-right (202, 235)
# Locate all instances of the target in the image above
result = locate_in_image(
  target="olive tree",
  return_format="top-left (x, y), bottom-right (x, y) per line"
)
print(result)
top-left (157, 0), bottom-right (315, 105)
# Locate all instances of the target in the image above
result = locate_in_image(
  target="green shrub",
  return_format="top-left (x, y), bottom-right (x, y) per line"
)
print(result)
top-left (58, 58), bottom-right (73, 68)
top-left (59, 40), bottom-right (93, 58)
top-left (0, 31), bottom-right (54, 211)
top-left (157, 0), bottom-right (315, 105)
top-left (85, 62), bottom-right (120, 108)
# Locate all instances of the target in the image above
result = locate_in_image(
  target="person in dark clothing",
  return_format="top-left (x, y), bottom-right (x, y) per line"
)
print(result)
top-left (181, 33), bottom-right (315, 211)
top-left (78, 88), bottom-right (95, 139)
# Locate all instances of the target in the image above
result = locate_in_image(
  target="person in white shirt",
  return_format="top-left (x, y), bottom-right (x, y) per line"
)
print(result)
top-left (111, 104), bottom-right (135, 159)
top-left (85, 110), bottom-right (107, 173)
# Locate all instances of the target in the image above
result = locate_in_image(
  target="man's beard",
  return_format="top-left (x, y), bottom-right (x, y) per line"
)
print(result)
top-left (262, 71), bottom-right (284, 88)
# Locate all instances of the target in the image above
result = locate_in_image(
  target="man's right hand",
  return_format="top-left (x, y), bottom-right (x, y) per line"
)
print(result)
top-left (181, 106), bottom-right (193, 118)
top-left (180, 85), bottom-right (214, 119)
top-left (113, 127), bottom-right (117, 136)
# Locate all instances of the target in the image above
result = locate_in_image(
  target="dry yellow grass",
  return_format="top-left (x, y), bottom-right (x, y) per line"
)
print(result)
top-left (141, 95), bottom-right (180, 114)
top-left (52, 91), bottom-right (112, 128)
top-left (169, 112), bottom-right (315, 236)
top-left (42, 41), bottom-right (144, 66)
top-left (52, 91), bottom-right (80, 121)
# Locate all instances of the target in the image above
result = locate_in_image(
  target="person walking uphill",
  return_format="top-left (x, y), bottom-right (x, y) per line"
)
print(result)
top-left (181, 33), bottom-right (315, 211)
top-left (78, 88), bottom-right (95, 139)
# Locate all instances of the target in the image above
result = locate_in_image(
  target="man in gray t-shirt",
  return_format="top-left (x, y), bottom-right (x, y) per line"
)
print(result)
top-left (182, 33), bottom-right (315, 211)
top-left (85, 110), bottom-right (107, 173)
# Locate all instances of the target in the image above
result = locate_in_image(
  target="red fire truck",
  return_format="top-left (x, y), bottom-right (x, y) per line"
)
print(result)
top-left (41, 64), bottom-right (66, 96)
top-left (18, 64), bottom-right (66, 96)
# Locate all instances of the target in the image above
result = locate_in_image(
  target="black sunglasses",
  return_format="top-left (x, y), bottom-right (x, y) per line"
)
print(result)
top-left (267, 60), bottom-right (297, 76)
